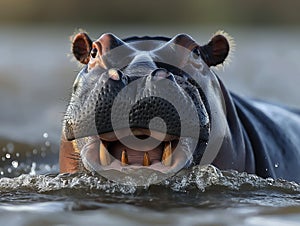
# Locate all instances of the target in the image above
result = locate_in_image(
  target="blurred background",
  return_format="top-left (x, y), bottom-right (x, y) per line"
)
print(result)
top-left (0, 0), bottom-right (300, 152)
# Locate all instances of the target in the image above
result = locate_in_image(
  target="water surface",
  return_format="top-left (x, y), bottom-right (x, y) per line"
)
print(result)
top-left (0, 164), bottom-right (300, 226)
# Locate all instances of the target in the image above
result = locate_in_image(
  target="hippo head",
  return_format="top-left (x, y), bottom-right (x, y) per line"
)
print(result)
top-left (60, 31), bottom-right (231, 183)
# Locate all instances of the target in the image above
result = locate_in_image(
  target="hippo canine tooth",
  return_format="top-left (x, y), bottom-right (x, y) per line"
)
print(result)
top-left (121, 149), bottom-right (129, 166)
top-left (162, 141), bottom-right (172, 166)
top-left (99, 141), bottom-right (110, 166)
top-left (143, 152), bottom-right (151, 166)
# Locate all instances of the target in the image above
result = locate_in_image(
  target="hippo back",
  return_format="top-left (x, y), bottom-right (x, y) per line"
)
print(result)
top-left (232, 93), bottom-right (300, 182)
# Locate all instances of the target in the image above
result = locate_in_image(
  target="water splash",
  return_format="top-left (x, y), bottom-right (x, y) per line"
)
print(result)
top-left (0, 165), bottom-right (299, 195)
top-left (163, 165), bottom-right (300, 195)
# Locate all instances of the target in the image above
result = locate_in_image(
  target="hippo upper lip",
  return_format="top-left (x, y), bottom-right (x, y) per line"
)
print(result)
top-left (98, 128), bottom-right (179, 142)
top-left (63, 121), bottom-right (179, 142)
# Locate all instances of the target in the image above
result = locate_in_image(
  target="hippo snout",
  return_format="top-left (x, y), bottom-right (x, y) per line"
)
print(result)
top-left (65, 62), bottom-right (206, 142)
top-left (95, 67), bottom-right (183, 138)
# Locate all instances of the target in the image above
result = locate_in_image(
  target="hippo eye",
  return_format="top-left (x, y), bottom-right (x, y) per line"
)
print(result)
top-left (190, 47), bottom-right (204, 70)
top-left (91, 48), bottom-right (98, 58)
top-left (192, 47), bottom-right (201, 59)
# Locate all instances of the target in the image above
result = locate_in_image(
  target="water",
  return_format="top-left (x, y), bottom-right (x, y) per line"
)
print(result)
top-left (0, 165), bottom-right (299, 226)
top-left (1, 25), bottom-right (300, 225)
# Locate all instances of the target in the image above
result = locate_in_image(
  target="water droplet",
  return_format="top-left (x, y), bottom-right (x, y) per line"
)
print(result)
top-left (265, 168), bottom-right (268, 172)
top-left (43, 132), bottom-right (49, 139)
top-left (44, 165), bottom-right (51, 171)
top-left (12, 161), bottom-right (19, 168)
top-left (7, 168), bottom-right (12, 173)
top-left (5, 153), bottom-right (11, 159)
top-left (2, 157), bottom-right (5, 161)
top-left (29, 162), bottom-right (36, 175)
top-left (16, 152), bottom-right (20, 157)
top-left (45, 141), bottom-right (50, 147)
top-left (32, 149), bottom-right (38, 155)
top-left (0, 171), bottom-right (3, 175)
top-left (275, 163), bottom-right (279, 168)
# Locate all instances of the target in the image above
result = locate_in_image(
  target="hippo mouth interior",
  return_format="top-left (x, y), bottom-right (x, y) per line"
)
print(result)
top-left (76, 128), bottom-right (195, 175)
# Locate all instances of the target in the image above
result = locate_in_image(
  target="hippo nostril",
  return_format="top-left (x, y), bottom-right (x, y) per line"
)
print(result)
top-left (151, 68), bottom-right (175, 82)
top-left (151, 68), bottom-right (169, 79)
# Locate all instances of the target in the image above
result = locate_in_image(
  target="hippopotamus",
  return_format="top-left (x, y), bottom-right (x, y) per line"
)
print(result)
top-left (60, 31), bottom-right (300, 183)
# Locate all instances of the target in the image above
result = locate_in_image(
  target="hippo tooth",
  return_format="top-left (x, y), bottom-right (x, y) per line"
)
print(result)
top-left (99, 141), bottom-right (110, 166)
top-left (143, 152), bottom-right (151, 166)
top-left (162, 141), bottom-right (172, 166)
top-left (121, 149), bottom-right (129, 166)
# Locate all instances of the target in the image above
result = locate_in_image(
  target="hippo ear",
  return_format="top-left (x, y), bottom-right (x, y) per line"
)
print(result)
top-left (72, 32), bottom-right (93, 64)
top-left (200, 31), bottom-right (233, 67)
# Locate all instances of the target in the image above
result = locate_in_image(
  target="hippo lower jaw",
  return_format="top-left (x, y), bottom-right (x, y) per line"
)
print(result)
top-left (76, 128), bottom-right (196, 176)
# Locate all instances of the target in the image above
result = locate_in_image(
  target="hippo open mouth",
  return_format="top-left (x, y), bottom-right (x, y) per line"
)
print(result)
top-left (76, 129), bottom-right (187, 173)
top-left (60, 31), bottom-right (231, 182)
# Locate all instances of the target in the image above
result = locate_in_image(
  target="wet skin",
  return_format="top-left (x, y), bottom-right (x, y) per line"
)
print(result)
top-left (60, 31), bottom-right (300, 183)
